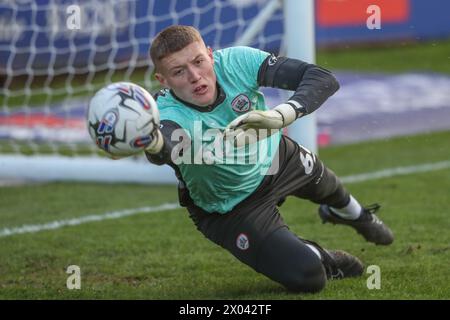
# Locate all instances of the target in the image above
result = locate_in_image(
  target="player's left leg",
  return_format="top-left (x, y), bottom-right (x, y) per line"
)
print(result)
top-left (256, 226), bottom-right (364, 290)
top-left (186, 197), bottom-right (326, 292)
top-left (295, 163), bottom-right (394, 245)
top-left (273, 135), bottom-right (394, 245)
top-left (187, 199), bottom-right (363, 293)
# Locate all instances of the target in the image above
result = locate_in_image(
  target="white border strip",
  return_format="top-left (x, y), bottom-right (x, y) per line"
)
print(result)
top-left (1, 161), bottom-right (449, 238)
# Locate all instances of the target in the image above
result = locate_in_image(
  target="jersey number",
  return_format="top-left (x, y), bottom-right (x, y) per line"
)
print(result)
top-left (300, 147), bottom-right (315, 175)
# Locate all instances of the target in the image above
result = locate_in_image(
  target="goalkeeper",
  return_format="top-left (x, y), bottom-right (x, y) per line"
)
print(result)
top-left (144, 25), bottom-right (393, 293)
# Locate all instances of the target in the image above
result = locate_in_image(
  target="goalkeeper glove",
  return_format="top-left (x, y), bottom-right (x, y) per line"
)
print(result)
top-left (224, 102), bottom-right (304, 147)
top-left (226, 102), bottom-right (301, 131)
top-left (145, 129), bottom-right (164, 154)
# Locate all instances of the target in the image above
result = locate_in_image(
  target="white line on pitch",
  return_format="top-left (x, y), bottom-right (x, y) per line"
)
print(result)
top-left (0, 203), bottom-right (180, 238)
top-left (1, 160), bottom-right (449, 238)
top-left (341, 160), bottom-right (450, 183)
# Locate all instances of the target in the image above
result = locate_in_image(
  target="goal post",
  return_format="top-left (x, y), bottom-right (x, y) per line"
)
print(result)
top-left (283, 0), bottom-right (317, 153)
top-left (234, 0), bottom-right (318, 153)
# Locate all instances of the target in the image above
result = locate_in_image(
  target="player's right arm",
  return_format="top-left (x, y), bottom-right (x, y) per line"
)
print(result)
top-left (258, 54), bottom-right (340, 117)
top-left (227, 54), bottom-right (339, 132)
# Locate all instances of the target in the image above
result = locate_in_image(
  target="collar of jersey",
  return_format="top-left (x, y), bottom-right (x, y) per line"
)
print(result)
top-left (169, 82), bottom-right (226, 113)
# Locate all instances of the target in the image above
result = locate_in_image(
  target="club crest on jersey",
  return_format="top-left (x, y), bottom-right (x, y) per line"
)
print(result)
top-left (268, 54), bottom-right (278, 66)
top-left (231, 94), bottom-right (251, 113)
top-left (236, 233), bottom-right (250, 250)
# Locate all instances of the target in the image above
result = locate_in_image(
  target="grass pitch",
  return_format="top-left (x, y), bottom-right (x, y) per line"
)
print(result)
top-left (0, 130), bottom-right (449, 299)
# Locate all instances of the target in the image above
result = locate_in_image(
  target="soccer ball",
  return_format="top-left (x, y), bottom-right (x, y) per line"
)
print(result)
top-left (87, 82), bottom-right (160, 157)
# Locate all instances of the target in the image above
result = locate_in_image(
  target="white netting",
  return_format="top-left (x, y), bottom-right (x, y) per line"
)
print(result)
top-left (0, 0), bottom-right (284, 157)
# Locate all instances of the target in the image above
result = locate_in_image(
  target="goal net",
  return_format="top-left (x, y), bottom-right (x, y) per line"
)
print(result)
top-left (0, 0), bottom-right (294, 183)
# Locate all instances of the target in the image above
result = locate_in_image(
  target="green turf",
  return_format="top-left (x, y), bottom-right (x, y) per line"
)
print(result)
top-left (317, 38), bottom-right (450, 74)
top-left (0, 130), bottom-right (449, 299)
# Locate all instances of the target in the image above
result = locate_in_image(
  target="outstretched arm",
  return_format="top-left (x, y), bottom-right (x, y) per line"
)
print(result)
top-left (259, 54), bottom-right (340, 117)
top-left (227, 55), bottom-right (339, 131)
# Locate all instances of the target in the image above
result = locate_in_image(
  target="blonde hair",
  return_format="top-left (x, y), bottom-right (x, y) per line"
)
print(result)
top-left (150, 25), bottom-right (204, 71)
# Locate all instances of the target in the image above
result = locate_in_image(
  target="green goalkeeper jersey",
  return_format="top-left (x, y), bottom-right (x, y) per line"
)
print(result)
top-left (157, 46), bottom-right (281, 213)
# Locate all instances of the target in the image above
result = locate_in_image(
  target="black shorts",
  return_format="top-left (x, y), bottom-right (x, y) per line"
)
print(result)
top-left (186, 135), bottom-right (349, 270)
